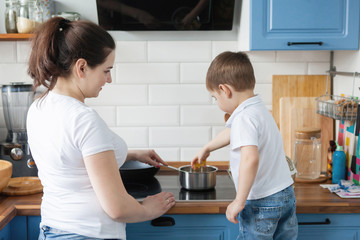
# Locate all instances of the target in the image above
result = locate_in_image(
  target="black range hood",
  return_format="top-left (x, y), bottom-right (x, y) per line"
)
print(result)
top-left (96, 0), bottom-right (235, 31)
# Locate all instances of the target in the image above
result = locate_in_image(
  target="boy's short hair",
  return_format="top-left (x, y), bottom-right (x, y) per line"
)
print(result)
top-left (206, 51), bottom-right (256, 92)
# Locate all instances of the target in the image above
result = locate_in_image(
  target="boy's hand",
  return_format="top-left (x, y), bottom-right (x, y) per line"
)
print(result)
top-left (226, 200), bottom-right (245, 224)
top-left (191, 148), bottom-right (210, 169)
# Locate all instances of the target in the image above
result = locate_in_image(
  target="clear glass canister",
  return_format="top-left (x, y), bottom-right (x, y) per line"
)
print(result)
top-left (28, 0), bottom-right (43, 26)
top-left (293, 127), bottom-right (322, 180)
top-left (5, 0), bottom-right (20, 33)
top-left (17, 0), bottom-right (43, 33)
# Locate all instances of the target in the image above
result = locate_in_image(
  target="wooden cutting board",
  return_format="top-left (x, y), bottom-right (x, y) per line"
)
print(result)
top-left (1, 177), bottom-right (43, 196)
top-left (280, 97), bottom-right (333, 174)
top-left (272, 75), bottom-right (330, 128)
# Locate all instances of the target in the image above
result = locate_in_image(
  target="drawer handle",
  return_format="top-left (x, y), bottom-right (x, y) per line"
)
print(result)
top-left (287, 41), bottom-right (323, 46)
top-left (151, 216), bottom-right (175, 227)
top-left (298, 218), bottom-right (331, 225)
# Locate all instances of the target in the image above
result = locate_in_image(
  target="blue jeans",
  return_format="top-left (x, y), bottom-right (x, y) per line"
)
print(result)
top-left (39, 225), bottom-right (121, 240)
top-left (237, 185), bottom-right (298, 240)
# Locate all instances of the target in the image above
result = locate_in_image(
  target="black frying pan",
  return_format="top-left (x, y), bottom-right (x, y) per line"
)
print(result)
top-left (119, 160), bottom-right (159, 181)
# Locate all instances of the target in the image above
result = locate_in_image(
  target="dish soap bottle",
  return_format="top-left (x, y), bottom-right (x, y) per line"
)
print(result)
top-left (332, 141), bottom-right (346, 184)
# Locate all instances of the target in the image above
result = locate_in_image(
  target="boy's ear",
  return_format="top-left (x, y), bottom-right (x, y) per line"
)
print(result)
top-left (218, 84), bottom-right (232, 98)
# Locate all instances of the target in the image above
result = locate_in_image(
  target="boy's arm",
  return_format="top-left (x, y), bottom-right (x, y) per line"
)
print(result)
top-left (226, 145), bottom-right (259, 224)
top-left (191, 128), bottom-right (230, 167)
top-left (205, 128), bottom-right (231, 152)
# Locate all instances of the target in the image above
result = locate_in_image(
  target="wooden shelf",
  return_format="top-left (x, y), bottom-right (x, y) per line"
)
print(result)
top-left (0, 34), bottom-right (33, 41)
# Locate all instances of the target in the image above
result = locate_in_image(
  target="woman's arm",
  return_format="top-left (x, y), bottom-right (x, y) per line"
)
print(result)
top-left (84, 150), bottom-right (175, 223)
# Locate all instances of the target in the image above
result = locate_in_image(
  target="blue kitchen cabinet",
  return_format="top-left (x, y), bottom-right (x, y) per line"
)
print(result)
top-left (239, 0), bottom-right (360, 50)
top-left (297, 214), bottom-right (360, 240)
top-left (126, 214), bottom-right (238, 240)
top-left (0, 216), bottom-right (40, 240)
top-left (28, 216), bottom-right (41, 240)
top-left (0, 225), bottom-right (10, 240)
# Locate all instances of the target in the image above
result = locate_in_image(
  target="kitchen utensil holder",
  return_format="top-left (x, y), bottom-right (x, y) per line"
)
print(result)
top-left (316, 94), bottom-right (358, 121)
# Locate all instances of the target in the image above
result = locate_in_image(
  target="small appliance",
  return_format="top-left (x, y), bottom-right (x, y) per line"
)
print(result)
top-left (0, 82), bottom-right (37, 177)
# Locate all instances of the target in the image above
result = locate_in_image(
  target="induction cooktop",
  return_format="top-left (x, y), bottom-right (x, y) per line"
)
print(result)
top-left (123, 172), bottom-right (236, 201)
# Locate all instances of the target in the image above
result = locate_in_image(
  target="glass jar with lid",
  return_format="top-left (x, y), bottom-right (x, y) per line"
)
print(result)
top-left (17, 0), bottom-right (31, 33)
top-left (28, 0), bottom-right (43, 26)
top-left (293, 127), bottom-right (322, 180)
top-left (5, 0), bottom-right (20, 33)
top-left (17, 0), bottom-right (43, 33)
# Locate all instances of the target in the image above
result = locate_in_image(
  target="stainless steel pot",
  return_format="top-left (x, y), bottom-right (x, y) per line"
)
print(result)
top-left (179, 165), bottom-right (218, 190)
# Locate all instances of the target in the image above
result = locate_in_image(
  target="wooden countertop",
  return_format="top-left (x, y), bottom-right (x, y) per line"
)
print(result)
top-left (0, 161), bottom-right (360, 230)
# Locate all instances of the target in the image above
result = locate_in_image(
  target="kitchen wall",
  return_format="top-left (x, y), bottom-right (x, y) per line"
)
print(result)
top-left (0, 40), bottom-right (334, 162)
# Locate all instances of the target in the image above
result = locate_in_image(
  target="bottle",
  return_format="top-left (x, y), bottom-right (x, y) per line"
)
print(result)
top-left (327, 140), bottom-right (336, 179)
top-left (5, 0), bottom-right (19, 33)
top-left (332, 141), bottom-right (346, 184)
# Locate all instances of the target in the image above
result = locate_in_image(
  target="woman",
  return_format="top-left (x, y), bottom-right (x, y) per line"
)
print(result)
top-left (26, 17), bottom-right (175, 240)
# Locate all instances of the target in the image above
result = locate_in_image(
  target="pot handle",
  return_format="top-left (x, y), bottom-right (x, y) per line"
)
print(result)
top-left (151, 216), bottom-right (175, 227)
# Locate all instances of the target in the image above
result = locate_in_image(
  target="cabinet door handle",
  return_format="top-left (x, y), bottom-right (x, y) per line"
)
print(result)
top-left (287, 41), bottom-right (323, 46)
top-left (151, 216), bottom-right (175, 227)
top-left (298, 218), bottom-right (331, 225)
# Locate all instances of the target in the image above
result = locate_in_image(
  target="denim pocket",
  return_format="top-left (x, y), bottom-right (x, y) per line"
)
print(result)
top-left (253, 206), bottom-right (281, 234)
top-left (287, 200), bottom-right (298, 227)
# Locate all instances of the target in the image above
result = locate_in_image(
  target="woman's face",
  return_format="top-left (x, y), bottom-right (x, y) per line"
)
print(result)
top-left (81, 50), bottom-right (115, 98)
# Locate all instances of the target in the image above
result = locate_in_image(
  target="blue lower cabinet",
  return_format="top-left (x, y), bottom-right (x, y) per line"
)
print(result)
top-left (0, 224), bottom-right (10, 240)
top-left (126, 214), bottom-right (238, 240)
top-left (0, 216), bottom-right (40, 240)
top-left (28, 216), bottom-right (41, 240)
top-left (297, 214), bottom-right (360, 240)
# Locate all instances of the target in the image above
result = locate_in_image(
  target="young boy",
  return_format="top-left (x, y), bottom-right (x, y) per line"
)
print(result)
top-left (192, 51), bottom-right (298, 239)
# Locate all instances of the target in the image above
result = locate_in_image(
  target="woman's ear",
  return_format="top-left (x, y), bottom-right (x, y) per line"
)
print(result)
top-left (218, 84), bottom-right (232, 98)
top-left (74, 58), bottom-right (87, 78)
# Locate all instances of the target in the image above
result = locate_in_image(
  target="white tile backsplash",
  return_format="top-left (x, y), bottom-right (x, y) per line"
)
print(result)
top-left (16, 41), bottom-right (31, 63)
top-left (149, 127), bottom-right (211, 147)
top-left (116, 63), bottom-right (179, 84)
top-left (149, 84), bottom-right (211, 105)
top-left (148, 41), bottom-right (212, 62)
top-left (0, 40), bottom-right (334, 162)
top-left (86, 84), bottom-right (148, 106)
top-left (0, 42), bottom-right (16, 63)
top-left (180, 105), bottom-right (224, 126)
top-left (180, 63), bottom-right (210, 83)
top-left (115, 41), bottom-right (147, 63)
top-left (0, 63), bottom-right (32, 84)
top-left (111, 127), bottom-right (148, 148)
top-left (117, 106), bottom-right (179, 126)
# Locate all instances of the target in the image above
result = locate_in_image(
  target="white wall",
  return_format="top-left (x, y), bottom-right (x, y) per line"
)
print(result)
top-left (0, 40), bottom-right (333, 162)
top-left (333, 50), bottom-right (360, 97)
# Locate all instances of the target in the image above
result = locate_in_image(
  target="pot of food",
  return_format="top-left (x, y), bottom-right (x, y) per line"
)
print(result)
top-left (119, 160), bottom-right (159, 182)
top-left (179, 165), bottom-right (218, 191)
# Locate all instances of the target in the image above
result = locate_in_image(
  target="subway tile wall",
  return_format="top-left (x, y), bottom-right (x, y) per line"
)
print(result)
top-left (0, 40), bottom-right (331, 162)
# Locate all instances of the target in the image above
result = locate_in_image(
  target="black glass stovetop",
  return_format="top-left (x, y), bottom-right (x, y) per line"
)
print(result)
top-left (122, 173), bottom-right (236, 201)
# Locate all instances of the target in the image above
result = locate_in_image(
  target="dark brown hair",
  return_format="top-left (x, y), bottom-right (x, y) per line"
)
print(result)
top-left (28, 17), bottom-right (116, 91)
top-left (206, 51), bottom-right (256, 92)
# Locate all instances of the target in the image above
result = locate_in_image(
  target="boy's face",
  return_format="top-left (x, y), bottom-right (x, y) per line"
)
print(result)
top-left (210, 89), bottom-right (233, 114)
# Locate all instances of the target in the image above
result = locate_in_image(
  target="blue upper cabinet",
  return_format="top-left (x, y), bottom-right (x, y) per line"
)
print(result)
top-left (238, 0), bottom-right (360, 51)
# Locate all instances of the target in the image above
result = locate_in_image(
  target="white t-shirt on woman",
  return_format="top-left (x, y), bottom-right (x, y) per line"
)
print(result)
top-left (27, 91), bottom-right (127, 239)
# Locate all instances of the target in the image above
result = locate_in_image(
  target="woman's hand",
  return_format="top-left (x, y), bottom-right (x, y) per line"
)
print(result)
top-left (142, 192), bottom-right (176, 219)
top-left (127, 149), bottom-right (167, 168)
